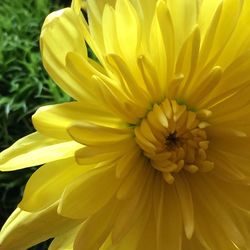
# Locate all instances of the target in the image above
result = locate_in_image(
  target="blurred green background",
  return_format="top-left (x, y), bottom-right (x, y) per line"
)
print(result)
top-left (0, 0), bottom-right (71, 249)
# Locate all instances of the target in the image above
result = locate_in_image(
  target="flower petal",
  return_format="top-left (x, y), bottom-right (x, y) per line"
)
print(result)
top-left (208, 149), bottom-right (250, 183)
top-left (182, 233), bottom-right (207, 250)
top-left (86, 0), bottom-right (116, 56)
top-left (0, 203), bottom-right (80, 250)
top-left (68, 123), bottom-right (132, 146)
top-left (168, 0), bottom-right (199, 54)
top-left (198, 0), bottom-right (243, 67)
top-left (58, 165), bottom-right (120, 219)
top-left (205, 59), bottom-right (250, 112)
top-left (116, 158), bottom-right (149, 199)
top-left (153, 177), bottom-right (182, 250)
top-left (74, 198), bottom-right (117, 250)
top-left (217, 0), bottom-right (250, 67)
top-left (136, 206), bottom-right (157, 250)
top-left (115, 144), bottom-right (142, 178)
top-left (75, 146), bottom-right (121, 165)
top-left (208, 129), bottom-right (250, 159)
top-left (111, 195), bottom-right (154, 250)
top-left (0, 133), bottom-right (81, 171)
top-left (74, 138), bottom-right (136, 165)
top-left (40, 7), bottom-right (89, 101)
top-left (203, 173), bottom-right (250, 213)
top-left (175, 174), bottom-right (194, 239)
top-left (49, 224), bottom-right (82, 250)
top-left (153, 0), bottom-right (175, 87)
top-left (19, 157), bottom-right (92, 212)
top-left (64, 51), bottom-right (110, 98)
top-left (102, 4), bottom-right (121, 55)
top-left (33, 102), bottom-right (122, 139)
top-left (114, 0), bottom-right (141, 63)
top-left (175, 26), bottom-right (201, 99)
top-left (112, 166), bottom-right (154, 242)
top-left (190, 174), bottom-right (247, 249)
top-left (71, 0), bottom-right (84, 14)
top-left (197, 52), bottom-right (250, 109)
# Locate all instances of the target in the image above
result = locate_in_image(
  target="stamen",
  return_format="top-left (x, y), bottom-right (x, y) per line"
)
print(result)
top-left (184, 164), bottom-right (199, 173)
top-left (163, 173), bottom-right (175, 184)
top-left (165, 132), bottom-right (181, 149)
top-left (135, 99), bottom-right (213, 184)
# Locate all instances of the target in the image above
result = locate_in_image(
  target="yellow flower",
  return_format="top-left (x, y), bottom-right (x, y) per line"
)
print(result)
top-left (1, 0), bottom-right (250, 249)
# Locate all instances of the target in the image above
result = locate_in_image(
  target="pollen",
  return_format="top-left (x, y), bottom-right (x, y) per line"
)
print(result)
top-left (134, 99), bottom-right (214, 184)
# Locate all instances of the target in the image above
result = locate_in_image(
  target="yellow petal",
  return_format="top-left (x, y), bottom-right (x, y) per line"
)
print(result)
top-left (49, 224), bottom-right (82, 250)
top-left (75, 147), bottom-right (120, 165)
top-left (198, 0), bottom-right (222, 38)
top-left (65, 51), bottom-right (109, 93)
top-left (156, 0), bottom-right (175, 85)
top-left (68, 123), bottom-right (132, 146)
top-left (190, 174), bottom-right (246, 249)
top-left (91, 75), bottom-right (144, 123)
top-left (182, 233), bottom-right (207, 250)
top-left (199, 0), bottom-right (243, 67)
top-left (204, 173), bottom-right (250, 213)
top-left (0, 203), bottom-right (80, 250)
top-left (148, 14), bottom-right (169, 94)
top-left (153, 177), bottom-right (182, 250)
top-left (74, 199), bottom-right (117, 250)
top-left (116, 158), bottom-right (149, 200)
top-left (88, 0), bottom-right (157, 49)
top-left (40, 8), bottom-right (89, 101)
top-left (112, 169), bottom-right (153, 243)
top-left (175, 174), bottom-right (194, 239)
top-left (217, 0), bottom-right (250, 67)
top-left (168, 0), bottom-right (199, 54)
top-left (208, 149), bottom-right (250, 184)
top-left (209, 129), bottom-right (250, 159)
top-left (114, 0), bottom-right (141, 64)
top-left (198, 1), bottom-right (222, 64)
top-left (58, 165), bottom-right (120, 219)
top-left (66, 51), bottom-right (147, 123)
top-left (209, 82), bottom-right (250, 122)
top-left (187, 66), bottom-right (222, 107)
top-left (116, 144), bottom-right (142, 178)
top-left (71, 0), bottom-right (84, 14)
top-left (137, 55), bottom-right (162, 102)
top-left (102, 4), bottom-right (121, 55)
top-left (136, 205), bottom-right (157, 250)
top-left (175, 26), bottom-right (201, 99)
top-left (111, 200), bottom-right (154, 250)
top-left (87, 0), bottom-right (116, 56)
top-left (70, 0), bottom-right (105, 65)
top-left (33, 102), bottom-right (122, 139)
top-left (0, 133), bottom-right (81, 171)
top-left (19, 157), bottom-right (92, 212)
top-left (105, 54), bottom-right (149, 108)
top-left (75, 139), bottom-right (135, 165)
top-left (206, 52), bottom-right (250, 108)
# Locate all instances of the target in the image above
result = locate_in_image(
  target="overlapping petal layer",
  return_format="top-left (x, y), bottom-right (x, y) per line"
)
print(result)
top-left (1, 0), bottom-right (250, 249)
top-left (0, 203), bottom-right (81, 250)
top-left (0, 133), bottom-right (81, 171)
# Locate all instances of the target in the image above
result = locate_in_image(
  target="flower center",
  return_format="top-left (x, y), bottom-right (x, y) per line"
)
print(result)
top-left (134, 99), bottom-right (214, 184)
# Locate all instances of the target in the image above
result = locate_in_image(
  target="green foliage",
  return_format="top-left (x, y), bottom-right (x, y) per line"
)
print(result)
top-left (0, 0), bottom-right (71, 150)
top-left (0, 0), bottom-right (70, 248)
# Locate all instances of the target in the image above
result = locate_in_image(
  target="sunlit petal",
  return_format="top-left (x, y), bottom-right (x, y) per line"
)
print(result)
top-left (1, 0), bottom-right (250, 249)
